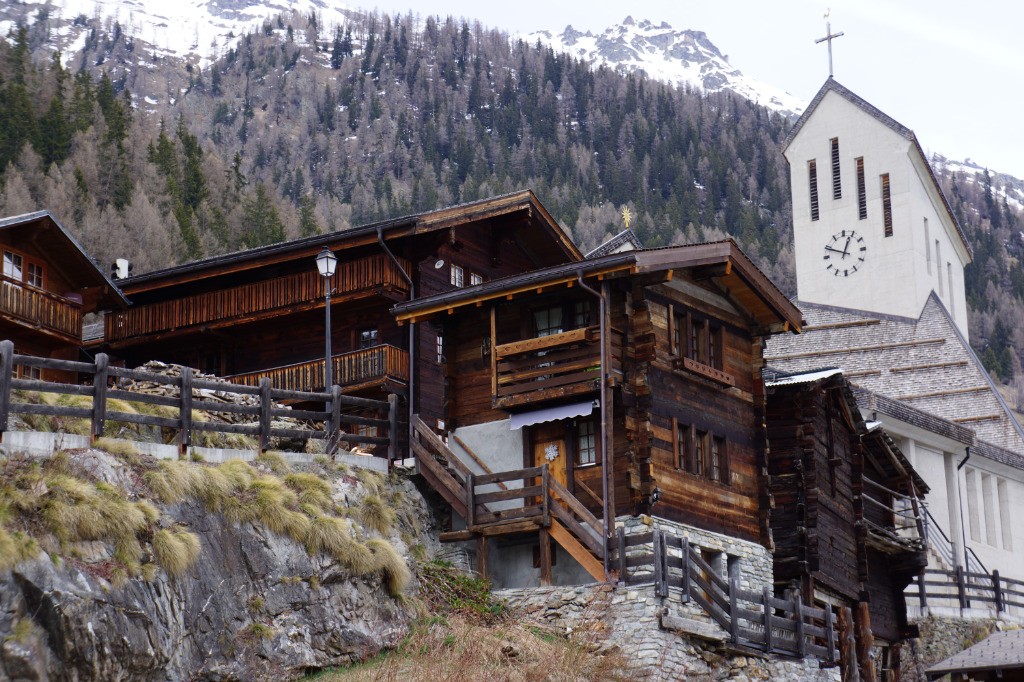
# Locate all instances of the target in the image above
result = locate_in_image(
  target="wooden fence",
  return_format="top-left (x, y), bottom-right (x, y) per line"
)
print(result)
top-left (0, 341), bottom-right (400, 458)
top-left (910, 566), bottom-right (1024, 616)
top-left (617, 527), bottom-right (838, 662)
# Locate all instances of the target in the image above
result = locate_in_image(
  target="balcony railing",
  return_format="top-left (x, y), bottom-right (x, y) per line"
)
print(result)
top-left (105, 254), bottom-right (411, 342)
top-left (493, 326), bottom-right (621, 409)
top-left (0, 275), bottom-right (82, 341)
top-left (227, 344), bottom-right (409, 394)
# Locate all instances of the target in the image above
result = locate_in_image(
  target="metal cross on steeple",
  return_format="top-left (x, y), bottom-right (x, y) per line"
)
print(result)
top-left (815, 9), bottom-right (844, 78)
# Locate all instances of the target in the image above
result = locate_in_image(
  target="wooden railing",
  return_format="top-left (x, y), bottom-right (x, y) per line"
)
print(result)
top-left (410, 416), bottom-right (607, 561)
top-left (910, 566), bottom-right (1024, 616)
top-left (618, 528), bottom-right (838, 661)
top-left (105, 254), bottom-right (411, 341)
top-left (493, 326), bottom-right (621, 409)
top-left (0, 275), bottom-right (82, 340)
top-left (0, 340), bottom-right (400, 458)
top-left (227, 345), bottom-right (409, 393)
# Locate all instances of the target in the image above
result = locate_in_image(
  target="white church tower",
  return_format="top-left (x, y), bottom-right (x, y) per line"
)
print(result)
top-left (785, 78), bottom-right (972, 339)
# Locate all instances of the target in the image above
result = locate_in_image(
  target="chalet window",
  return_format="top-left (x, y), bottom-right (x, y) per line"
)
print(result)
top-left (830, 138), bottom-right (841, 200)
top-left (808, 160), bottom-right (820, 221)
top-left (709, 436), bottom-right (727, 483)
top-left (3, 251), bottom-right (23, 281)
top-left (450, 264), bottom-right (464, 287)
top-left (359, 328), bottom-right (378, 349)
top-left (533, 306), bottom-right (563, 337)
top-left (856, 157), bottom-right (867, 219)
top-left (881, 173), bottom-right (893, 237)
top-left (676, 421), bottom-right (729, 485)
top-left (576, 418), bottom-right (597, 466)
top-left (435, 332), bottom-right (444, 363)
top-left (694, 429), bottom-right (707, 478)
top-left (573, 300), bottom-right (593, 328)
top-left (17, 364), bottom-right (41, 380)
top-left (469, 272), bottom-right (484, 286)
top-left (26, 262), bottom-right (43, 288)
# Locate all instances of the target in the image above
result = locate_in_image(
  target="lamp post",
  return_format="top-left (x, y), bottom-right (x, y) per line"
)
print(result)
top-left (316, 248), bottom-right (338, 392)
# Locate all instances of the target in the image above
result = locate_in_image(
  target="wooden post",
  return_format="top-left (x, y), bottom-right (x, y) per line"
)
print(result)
top-left (541, 464), bottom-right (550, 527)
top-left (838, 606), bottom-right (860, 682)
top-left (616, 526), bottom-right (627, 583)
top-left (653, 529), bottom-right (664, 596)
top-left (993, 570), bottom-right (1003, 613)
top-left (887, 643), bottom-right (902, 682)
top-left (823, 604), bottom-right (837, 665)
top-left (539, 528), bottom-right (552, 586)
top-left (918, 570), bottom-right (928, 608)
top-left (854, 601), bottom-right (876, 682)
top-left (465, 471), bottom-right (475, 528)
top-left (728, 575), bottom-right (740, 644)
top-left (476, 535), bottom-right (488, 580)
top-left (793, 592), bottom-right (806, 656)
top-left (258, 377), bottom-right (272, 454)
top-left (489, 305), bottom-right (497, 397)
top-left (681, 536), bottom-right (691, 603)
top-left (0, 340), bottom-right (13, 432)
top-left (658, 532), bottom-right (669, 598)
top-left (179, 366), bottom-right (193, 456)
top-left (387, 393), bottom-right (398, 464)
top-left (955, 565), bottom-right (968, 610)
top-left (90, 353), bottom-right (108, 443)
top-left (762, 586), bottom-right (774, 653)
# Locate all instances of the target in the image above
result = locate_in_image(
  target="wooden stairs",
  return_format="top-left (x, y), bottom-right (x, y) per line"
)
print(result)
top-left (411, 416), bottom-right (609, 582)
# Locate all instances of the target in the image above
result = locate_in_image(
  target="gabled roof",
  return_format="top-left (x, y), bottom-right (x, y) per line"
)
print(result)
top-left (0, 211), bottom-right (128, 309)
top-left (926, 629), bottom-right (1024, 680)
top-left (120, 190), bottom-right (582, 293)
top-left (585, 229), bottom-right (644, 258)
top-left (393, 239), bottom-right (804, 333)
top-left (784, 78), bottom-right (972, 259)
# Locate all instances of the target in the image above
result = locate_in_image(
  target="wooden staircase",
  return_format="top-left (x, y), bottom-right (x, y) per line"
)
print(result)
top-left (411, 416), bottom-right (609, 582)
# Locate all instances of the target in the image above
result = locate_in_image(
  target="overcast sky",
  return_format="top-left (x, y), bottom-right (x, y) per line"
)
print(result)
top-left (365, 0), bottom-right (1024, 180)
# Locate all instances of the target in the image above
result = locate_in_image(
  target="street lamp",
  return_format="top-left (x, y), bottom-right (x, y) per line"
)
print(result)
top-left (316, 248), bottom-right (337, 391)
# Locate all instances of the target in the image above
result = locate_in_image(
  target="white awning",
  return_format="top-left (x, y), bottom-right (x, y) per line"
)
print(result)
top-left (509, 401), bottom-right (596, 430)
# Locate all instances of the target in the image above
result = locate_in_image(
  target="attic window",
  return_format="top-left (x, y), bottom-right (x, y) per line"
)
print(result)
top-left (26, 262), bottom-right (43, 289)
top-left (450, 264), bottom-right (464, 287)
top-left (881, 173), bottom-right (893, 237)
top-left (856, 157), bottom-right (867, 220)
top-left (808, 160), bottom-right (820, 221)
top-left (830, 138), bottom-right (841, 200)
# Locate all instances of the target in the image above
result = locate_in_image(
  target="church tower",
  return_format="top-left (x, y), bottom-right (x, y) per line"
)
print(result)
top-left (784, 79), bottom-right (972, 339)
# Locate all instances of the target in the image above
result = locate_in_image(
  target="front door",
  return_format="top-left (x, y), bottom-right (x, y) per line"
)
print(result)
top-left (532, 422), bottom-right (568, 488)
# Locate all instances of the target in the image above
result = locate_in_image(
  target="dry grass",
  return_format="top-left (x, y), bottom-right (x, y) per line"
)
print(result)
top-left (305, 613), bottom-right (633, 682)
top-left (152, 528), bottom-right (202, 577)
top-left (358, 495), bottom-right (394, 535)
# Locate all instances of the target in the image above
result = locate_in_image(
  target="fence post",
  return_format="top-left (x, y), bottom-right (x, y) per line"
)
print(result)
top-left (0, 340), bottom-right (13, 432)
top-left (993, 570), bottom-right (1003, 614)
top-left (465, 471), bottom-right (475, 527)
top-left (179, 366), bottom-right (193, 456)
top-left (541, 464), bottom-right (550, 527)
top-left (823, 603), bottom-right (837, 665)
top-left (762, 586), bottom-right (774, 654)
top-left (258, 377), bottom-right (272, 454)
top-left (956, 565), bottom-right (968, 610)
top-left (681, 536), bottom-right (691, 603)
top-left (794, 592), bottom-right (806, 657)
top-left (387, 393), bottom-right (398, 464)
top-left (617, 526), bottom-right (627, 584)
top-left (918, 570), bottom-right (928, 608)
top-left (728, 575), bottom-right (740, 644)
top-left (90, 353), bottom-right (108, 443)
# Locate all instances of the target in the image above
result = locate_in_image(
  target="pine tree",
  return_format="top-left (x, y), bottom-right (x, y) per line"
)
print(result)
top-left (243, 184), bottom-right (286, 246)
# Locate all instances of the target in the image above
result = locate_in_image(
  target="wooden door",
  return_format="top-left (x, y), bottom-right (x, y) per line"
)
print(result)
top-left (533, 432), bottom-right (568, 488)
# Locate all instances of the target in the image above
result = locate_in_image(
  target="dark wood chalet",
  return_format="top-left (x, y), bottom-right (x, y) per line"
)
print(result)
top-left (0, 211), bottom-right (127, 380)
top-left (765, 369), bottom-right (929, 682)
top-left (94, 192), bottom-right (580, 419)
top-left (393, 240), bottom-right (803, 585)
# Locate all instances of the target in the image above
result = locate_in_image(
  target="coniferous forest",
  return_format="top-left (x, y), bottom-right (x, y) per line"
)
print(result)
top-left (0, 10), bottom-right (1022, 389)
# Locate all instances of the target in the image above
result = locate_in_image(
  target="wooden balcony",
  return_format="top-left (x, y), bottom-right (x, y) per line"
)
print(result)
top-left (226, 344), bottom-right (409, 394)
top-left (493, 326), bottom-right (621, 409)
top-left (105, 254), bottom-right (411, 343)
top-left (0, 275), bottom-right (82, 343)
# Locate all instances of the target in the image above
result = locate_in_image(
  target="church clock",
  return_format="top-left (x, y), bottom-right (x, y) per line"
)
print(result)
top-left (823, 230), bottom-right (866, 277)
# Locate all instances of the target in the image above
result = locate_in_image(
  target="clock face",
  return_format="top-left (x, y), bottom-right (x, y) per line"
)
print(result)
top-left (823, 230), bottom-right (866, 277)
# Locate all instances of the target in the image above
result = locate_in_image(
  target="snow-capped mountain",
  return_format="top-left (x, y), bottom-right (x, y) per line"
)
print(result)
top-left (527, 16), bottom-right (805, 116)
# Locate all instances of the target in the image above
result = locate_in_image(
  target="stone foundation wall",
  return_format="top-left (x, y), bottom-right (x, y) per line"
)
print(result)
top-left (498, 583), bottom-right (839, 681)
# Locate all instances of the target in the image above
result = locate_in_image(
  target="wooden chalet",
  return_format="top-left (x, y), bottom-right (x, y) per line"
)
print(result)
top-left (94, 192), bottom-right (579, 421)
top-left (0, 211), bottom-right (127, 380)
top-left (392, 239), bottom-right (803, 586)
top-left (765, 368), bottom-right (930, 682)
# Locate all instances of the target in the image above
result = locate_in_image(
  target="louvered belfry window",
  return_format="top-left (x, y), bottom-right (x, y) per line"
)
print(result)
top-left (808, 160), bottom-right (820, 221)
top-left (856, 157), bottom-right (867, 219)
top-left (830, 138), bottom-right (842, 199)
top-left (881, 173), bottom-right (893, 237)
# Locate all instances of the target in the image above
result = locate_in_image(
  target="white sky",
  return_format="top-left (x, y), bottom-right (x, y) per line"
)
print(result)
top-left (366, 0), bottom-right (1024, 180)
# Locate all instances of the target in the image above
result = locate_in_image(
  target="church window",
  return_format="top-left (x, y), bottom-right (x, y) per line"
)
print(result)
top-left (925, 218), bottom-right (932, 274)
top-left (947, 263), bottom-right (954, 316)
top-left (965, 467), bottom-right (980, 542)
top-left (830, 138), bottom-right (842, 200)
top-left (936, 242), bottom-right (944, 296)
top-left (808, 161), bottom-right (820, 221)
top-left (856, 157), bottom-right (867, 219)
top-left (982, 473), bottom-right (998, 546)
top-left (998, 479), bottom-right (1012, 550)
top-left (881, 174), bottom-right (893, 237)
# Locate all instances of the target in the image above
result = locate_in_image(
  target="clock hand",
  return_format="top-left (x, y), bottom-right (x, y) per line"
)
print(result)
top-left (843, 235), bottom-right (853, 256)
top-left (824, 246), bottom-right (847, 255)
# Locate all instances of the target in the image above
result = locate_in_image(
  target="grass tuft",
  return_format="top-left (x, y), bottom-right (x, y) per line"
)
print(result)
top-left (367, 538), bottom-right (411, 596)
top-left (152, 528), bottom-right (202, 577)
top-left (358, 495), bottom-right (395, 535)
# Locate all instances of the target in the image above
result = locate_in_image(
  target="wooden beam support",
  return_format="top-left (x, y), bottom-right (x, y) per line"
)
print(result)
top-left (838, 606), bottom-right (860, 682)
top-left (854, 601), bottom-right (876, 682)
top-left (476, 535), bottom-right (489, 580)
top-left (539, 528), bottom-right (553, 586)
top-left (548, 518), bottom-right (605, 582)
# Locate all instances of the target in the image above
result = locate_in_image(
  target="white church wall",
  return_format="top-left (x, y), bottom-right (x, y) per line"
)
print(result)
top-left (959, 457), bottom-right (1024, 582)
